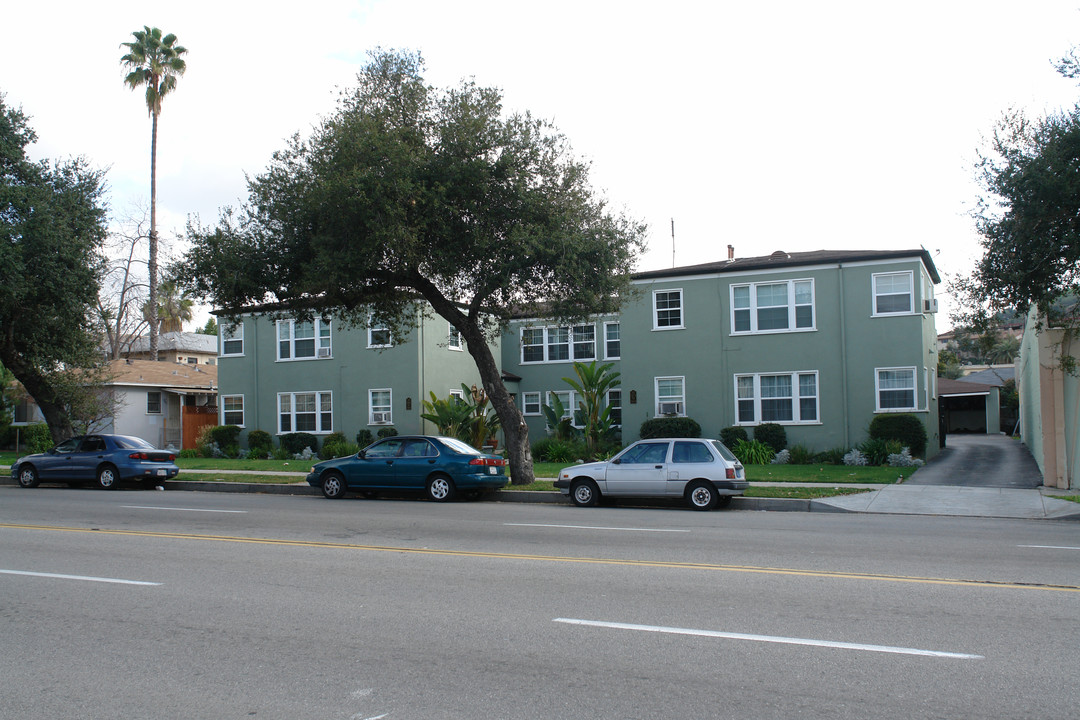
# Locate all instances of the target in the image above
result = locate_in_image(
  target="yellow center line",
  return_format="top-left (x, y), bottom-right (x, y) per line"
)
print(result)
top-left (3, 522), bottom-right (1077, 592)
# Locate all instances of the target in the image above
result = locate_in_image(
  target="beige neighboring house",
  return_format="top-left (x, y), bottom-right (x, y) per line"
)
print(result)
top-left (123, 331), bottom-right (218, 365)
top-left (1017, 307), bottom-right (1079, 489)
top-left (102, 359), bottom-right (218, 450)
top-left (10, 360), bottom-right (218, 451)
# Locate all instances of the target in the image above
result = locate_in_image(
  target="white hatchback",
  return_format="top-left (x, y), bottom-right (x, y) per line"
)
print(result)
top-left (555, 438), bottom-right (748, 510)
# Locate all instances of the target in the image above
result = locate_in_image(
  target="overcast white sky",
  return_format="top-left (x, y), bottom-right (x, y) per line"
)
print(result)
top-left (4, 1), bottom-right (1080, 329)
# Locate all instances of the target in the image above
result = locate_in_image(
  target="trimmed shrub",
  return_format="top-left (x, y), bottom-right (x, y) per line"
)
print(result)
top-left (720, 426), bottom-right (749, 448)
top-left (21, 423), bottom-right (53, 454)
top-left (639, 416), bottom-right (702, 439)
top-left (320, 432), bottom-right (351, 460)
top-left (247, 429), bottom-right (274, 457)
top-left (868, 413), bottom-right (927, 457)
top-left (753, 423), bottom-right (787, 453)
top-left (355, 429), bottom-right (374, 447)
top-left (280, 432), bottom-right (320, 455)
top-left (813, 448), bottom-right (847, 465)
top-left (377, 426), bottom-right (398, 439)
top-left (208, 425), bottom-right (241, 450)
top-left (788, 444), bottom-right (815, 465)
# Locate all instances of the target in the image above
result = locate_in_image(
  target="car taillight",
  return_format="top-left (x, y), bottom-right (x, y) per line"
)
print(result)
top-left (469, 457), bottom-right (507, 466)
top-left (129, 452), bottom-right (149, 460)
top-left (726, 468), bottom-right (735, 479)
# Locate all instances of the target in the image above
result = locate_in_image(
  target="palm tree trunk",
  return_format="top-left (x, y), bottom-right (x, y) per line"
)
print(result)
top-left (148, 111), bottom-right (159, 361)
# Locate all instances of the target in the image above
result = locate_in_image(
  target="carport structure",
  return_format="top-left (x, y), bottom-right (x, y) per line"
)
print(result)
top-left (938, 377), bottom-right (1000, 435)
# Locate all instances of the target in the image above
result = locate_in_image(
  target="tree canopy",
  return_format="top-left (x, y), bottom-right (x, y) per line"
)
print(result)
top-left (0, 93), bottom-right (110, 442)
top-left (956, 53), bottom-right (1080, 332)
top-left (178, 49), bottom-right (646, 483)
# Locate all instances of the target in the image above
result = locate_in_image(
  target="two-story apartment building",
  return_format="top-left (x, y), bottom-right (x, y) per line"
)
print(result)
top-left (503, 248), bottom-right (942, 458)
top-left (215, 307), bottom-right (489, 441)
top-left (217, 248), bottom-right (941, 459)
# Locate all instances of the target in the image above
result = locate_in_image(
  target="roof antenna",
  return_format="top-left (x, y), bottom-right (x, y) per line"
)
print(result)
top-left (671, 218), bottom-right (676, 268)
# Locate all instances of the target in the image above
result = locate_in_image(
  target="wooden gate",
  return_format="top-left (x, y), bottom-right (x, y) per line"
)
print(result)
top-left (182, 406), bottom-right (219, 450)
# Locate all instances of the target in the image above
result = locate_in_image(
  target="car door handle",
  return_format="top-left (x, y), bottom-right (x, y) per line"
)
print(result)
top-left (655, 465), bottom-right (663, 469)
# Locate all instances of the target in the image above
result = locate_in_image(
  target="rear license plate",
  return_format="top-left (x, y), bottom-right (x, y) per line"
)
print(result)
top-left (488, 466), bottom-right (497, 475)
top-left (157, 469), bottom-right (167, 476)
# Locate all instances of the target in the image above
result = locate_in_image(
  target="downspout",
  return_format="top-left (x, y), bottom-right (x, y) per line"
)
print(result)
top-left (838, 264), bottom-right (849, 449)
top-left (418, 306), bottom-right (426, 434)
top-left (251, 318), bottom-right (259, 433)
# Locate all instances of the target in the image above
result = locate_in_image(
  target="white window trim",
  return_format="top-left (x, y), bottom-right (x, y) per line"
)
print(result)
top-left (730, 279), bottom-right (816, 335)
top-left (652, 289), bottom-right (685, 331)
top-left (604, 321), bottom-right (621, 360)
top-left (448, 324), bottom-right (463, 351)
top-left (519, 324), bottom-right (598, 364)
top-left (872, 271), bottom-right (915, 317)
top-left (146, 391), bottom-right (162, 415)
top-left (606, 388), bottom-right (622, 427)
top-left (368, 388), bottom-right (393, 425)
top-left (522, 391), bottom-right (542, 416)
top-left (875, 366), bottom-right (918, 412)
top-left (367, 320), bottom-right (393, 349)
top-left (220, 322), bottom-right (244, 357)
top-left (277, 390), bottom-right (333, 434)
top-left (654, 376), bottom-right (686, 417)
top-left (733, 371), bottom-right (821, 425)
top-left (276, 318), bottom-right (332, 361)
top-left (221, 394), bottom-right (245, 427)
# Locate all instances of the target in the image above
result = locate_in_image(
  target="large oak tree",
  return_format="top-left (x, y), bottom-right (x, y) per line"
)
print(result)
top-left (178, 50), bottom-right (645, 483)
top-left (0, 94), bottom-right (110, 443)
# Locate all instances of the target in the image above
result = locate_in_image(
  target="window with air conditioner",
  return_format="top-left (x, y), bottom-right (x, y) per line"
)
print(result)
top-left (369, 389), bottom-right (392, 424)
top-left (655, 377), bottom-right (685, 417)
top-left (277, 318), bottom-right (331, 360)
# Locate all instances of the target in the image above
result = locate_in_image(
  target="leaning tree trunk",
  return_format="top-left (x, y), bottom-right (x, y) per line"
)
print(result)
top-left (0, 357), bottom-right (75, 445)
top-left (148, 111), bottom-right (160, 361)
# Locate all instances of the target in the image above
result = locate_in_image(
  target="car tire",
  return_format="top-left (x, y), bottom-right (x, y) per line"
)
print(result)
top-left (426, 474), bottom-right (456, 502)
top-left (570, 479), bottom-right (600, 507)
top-left (16, 465), bottom-right (39, 488)
top-left (686, 481), bottom-right (717, 511)
top-left (96, 465), bottom-right (120, 490)
top-left (321, 472), bottom-right (347, 499)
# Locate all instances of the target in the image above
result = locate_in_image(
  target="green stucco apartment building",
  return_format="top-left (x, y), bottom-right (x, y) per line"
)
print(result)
top-left (216, 248), bottom-right (942, 459)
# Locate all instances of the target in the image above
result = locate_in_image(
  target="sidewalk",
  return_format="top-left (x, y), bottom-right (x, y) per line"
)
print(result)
top-left (811, 484), bottom-right (1080, 520)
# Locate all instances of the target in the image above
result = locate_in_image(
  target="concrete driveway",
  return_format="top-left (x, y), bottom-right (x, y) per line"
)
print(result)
top-left (905, 434), bottom-right (1042, 488)
top-left (815, 433), bottom-right (1080, 519)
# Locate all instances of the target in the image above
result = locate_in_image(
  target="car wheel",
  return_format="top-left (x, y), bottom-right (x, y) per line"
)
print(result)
top-left (686, 481), bottom-right (716, 511)
top-left (426, 474), bottom-right (456, 502)
top-left (570, 479), bottom-right (599, 507)
top-left (715, 495), bottom-right (733, 509)
top-left (321, 472), bottom-right (347, 499)
top-left (96, 465), bottom-right (120, 490)
top-left (16, 465), bottom-right (39, 488)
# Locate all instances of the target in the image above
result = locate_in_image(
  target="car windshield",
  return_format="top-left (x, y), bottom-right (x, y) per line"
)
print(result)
top-left (438, 437), bottom-right (482, 455)
top-left (710, 440), bottom-right (738, 462)
top-left (113, 436), bottom-right (155, 450)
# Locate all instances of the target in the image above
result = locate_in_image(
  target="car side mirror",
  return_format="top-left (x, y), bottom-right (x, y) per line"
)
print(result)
top-left (357, 450), bottom-right (366, 459)
top-left (611, 458), bottom-right (621, 465)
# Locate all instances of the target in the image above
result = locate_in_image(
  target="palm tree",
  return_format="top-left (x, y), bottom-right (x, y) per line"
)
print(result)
top-left (143, 279), bottom-right (194, 334)
top-left (120, 26), bottom-right (187, 360)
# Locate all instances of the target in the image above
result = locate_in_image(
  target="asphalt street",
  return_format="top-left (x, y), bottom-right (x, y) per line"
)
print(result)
top-left (2, 487), bottom-right (1078, 719)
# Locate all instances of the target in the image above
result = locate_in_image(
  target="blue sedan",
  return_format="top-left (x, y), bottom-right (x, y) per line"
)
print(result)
top-left (306, 435), bottom-right (508, 501)
top-left (12, 434), bottom-right (180, 490)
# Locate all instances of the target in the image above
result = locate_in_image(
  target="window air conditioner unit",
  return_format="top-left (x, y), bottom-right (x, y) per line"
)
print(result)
top-left (317, 347), bottom-right (332, 358)
top-left (923, 299), bottom-right (938, 313)
top-left (372, 412), bottom-right (390, 424)
top-left (658, 402), bottom-right (683, 416)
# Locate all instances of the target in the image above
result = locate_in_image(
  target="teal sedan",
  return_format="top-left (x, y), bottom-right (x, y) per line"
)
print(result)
top-left (306, 435), bottom-right (508, 501)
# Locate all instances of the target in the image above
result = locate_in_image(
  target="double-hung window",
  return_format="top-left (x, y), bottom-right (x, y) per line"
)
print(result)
top-left (735, 372), bottom-right (819, 424)
top-left (547, 390), bottom-right (576, 424)
top-left (522, 392), bottom-right (542, 416)
top-left (655, 376), bottom-right (685, 416)
top-left (146, 391), bottom-right (162, 415)
top-left (876, 367), bottom-right (916, 411)
top-left (278, 319), bottom-right (331, 360)
top-left (278, 391), bottom-right (332, 433)
top-left (604, 322), bottom-right (621, 359)
top-left (369, 389), bottom-right (392, 424)
top-left (520, 325), bottom-right (598, 363)
top-left (448, 324), bottom-right (463, 351)
top-left (222, 395), bottom-right (244, 426)
top-left (368, 319), bottom-right (392, 348)
top-left (653, 289), bottom-right (683, 329)
top-left (606, 389), bottom-right (622, 426)
top-left (221, 322), bottom-right (244, 356)
top-left (731, 280), bottom-right (814, 334)
top-left (872, 272), bottom-right (913, 315)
